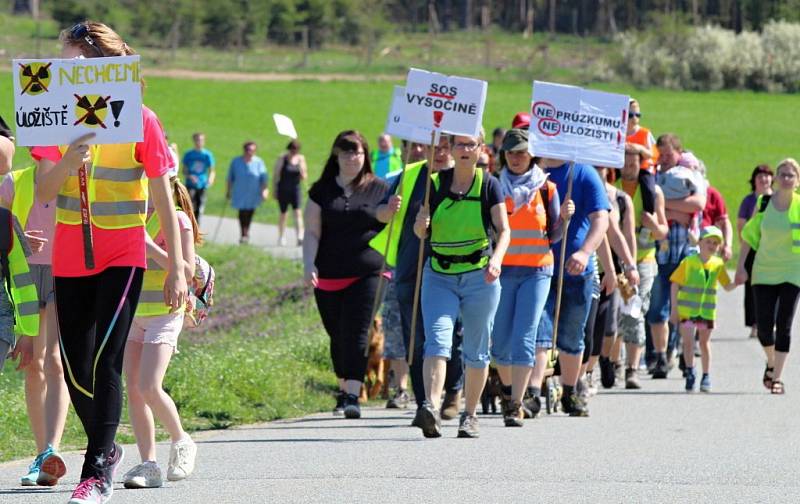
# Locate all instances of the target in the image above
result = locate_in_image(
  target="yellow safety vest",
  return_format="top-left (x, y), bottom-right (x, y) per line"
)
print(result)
top-left (620, 180), bottom-right (656, 263)
top-left (0, 206), bottom-right (40, 336)
top-left (675, 254), bottom-right (723, 321)
top-left (10, 166), bottom-right (36, 230)
top-left (368, 160), bottom-right (427, 267)
top-left (135, 211), bottom-right (174, 317)
top-left (56, 143), bottom-right (148, 229)
top-left (741, 193), bottom-right (800, 254)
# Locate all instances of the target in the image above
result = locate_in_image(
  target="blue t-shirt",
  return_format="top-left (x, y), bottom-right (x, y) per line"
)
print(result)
top-left (546, 163), bottom-right (610, 277)
top-left (227, 155), bottom-right (268, 210)
top-left (183, 148), bottom-right (215, 189)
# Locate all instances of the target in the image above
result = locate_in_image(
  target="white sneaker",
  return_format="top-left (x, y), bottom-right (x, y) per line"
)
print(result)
top-left (278, 236), bottom-right (286, 247)
top-left (67, 477), bottom-right (105, 504)
top-left (123, 461), bottom-right (163, 489)
top-left (167, 436), bottom-right (197, 481)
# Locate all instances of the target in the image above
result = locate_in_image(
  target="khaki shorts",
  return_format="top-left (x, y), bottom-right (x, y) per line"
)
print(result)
top-left (29, 264), bottom-right (55, 308)
top-left (128, 312), bottom-right (184, 350)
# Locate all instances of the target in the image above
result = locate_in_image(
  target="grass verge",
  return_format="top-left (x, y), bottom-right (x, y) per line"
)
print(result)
top-left (0, 243), bottom-right (336, 463)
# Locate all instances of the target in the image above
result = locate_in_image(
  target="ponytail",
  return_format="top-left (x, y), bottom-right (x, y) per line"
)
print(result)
top-left (171, 178), bottom-right (202, 245)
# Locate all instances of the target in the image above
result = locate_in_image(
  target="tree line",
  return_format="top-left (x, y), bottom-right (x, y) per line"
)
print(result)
top-left (7, 0), bottom-right (800, 49)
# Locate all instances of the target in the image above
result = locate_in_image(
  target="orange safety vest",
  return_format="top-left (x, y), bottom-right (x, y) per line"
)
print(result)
top-left (627, 126), bottom-right (658, 174)
top-left (503, 181), bottom-right (555, 268)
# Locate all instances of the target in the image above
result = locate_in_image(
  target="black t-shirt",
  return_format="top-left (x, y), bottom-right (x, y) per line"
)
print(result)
top-left (309, 176), bottom-right (389, 278)
top-left (427, 168), bottom-right (504, 244)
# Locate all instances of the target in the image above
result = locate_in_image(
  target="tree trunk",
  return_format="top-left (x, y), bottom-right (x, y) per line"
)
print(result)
top-left (429, 1), bottom-right (441, 35)
top-left (481, 5), bottom-right (491, 31)
top-left (692, 0), bottom-right (699, 24)
top-left (524, 0), bottom-right (535, 38)
top-left (465, 0), bottom-right (473, 30)
top-left (549, 0), bottom-right (556, 36)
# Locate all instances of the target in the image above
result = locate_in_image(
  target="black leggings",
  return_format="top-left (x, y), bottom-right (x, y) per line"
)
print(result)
top-left (55, 267), bottom-right (143, 479)
top-left (314, 275), bottom-right (380, 382)
top-left (744, 249), bottom-right (757, 327)
top-left (582, 296), bottom-right (600, 364)
top-left (753, 283), bottom-right (800, 353)
top-left (238, 209), bottom-right (255, 237)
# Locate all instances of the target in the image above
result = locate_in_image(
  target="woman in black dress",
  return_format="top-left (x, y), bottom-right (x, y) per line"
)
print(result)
top-left (273, 139), bottom-right (307, 246)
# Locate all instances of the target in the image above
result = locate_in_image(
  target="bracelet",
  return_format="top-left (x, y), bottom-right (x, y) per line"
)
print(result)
top-left (622, 263), bottom-right (636, 273)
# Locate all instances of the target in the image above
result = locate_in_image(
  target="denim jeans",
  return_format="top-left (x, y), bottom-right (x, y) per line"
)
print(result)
top-left (491, 267), bottom-right (552, 367)
top-left (421, 263), bottom-right (501, 369)
top-left (537, 272), bottom-right (594, 356)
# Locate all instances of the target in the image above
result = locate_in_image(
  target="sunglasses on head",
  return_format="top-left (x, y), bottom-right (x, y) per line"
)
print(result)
top-left (69, 23), bottom-right (105, 57)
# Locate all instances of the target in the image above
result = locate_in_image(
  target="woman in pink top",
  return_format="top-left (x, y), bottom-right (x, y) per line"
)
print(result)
top-left (33, 22), bottom-right (187, 504)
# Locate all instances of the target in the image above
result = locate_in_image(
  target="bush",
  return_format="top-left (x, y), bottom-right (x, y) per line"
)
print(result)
top-left (617, 21), bottom-right (800, 92)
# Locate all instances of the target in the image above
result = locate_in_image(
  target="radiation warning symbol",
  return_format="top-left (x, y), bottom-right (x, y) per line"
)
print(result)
top-left (74, 94), bottom-right (111, 129)
top-left (18, 62), bottom-right (52, 96)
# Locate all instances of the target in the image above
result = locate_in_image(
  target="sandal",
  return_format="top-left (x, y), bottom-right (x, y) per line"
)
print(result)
top-left (763, 365), bottom-right (775, 390)
top-left (771, 380), bottom-right (785, 395)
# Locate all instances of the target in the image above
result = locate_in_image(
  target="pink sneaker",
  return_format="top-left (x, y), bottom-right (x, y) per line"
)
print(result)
top-left (67, 477), bottom-right (104, 503)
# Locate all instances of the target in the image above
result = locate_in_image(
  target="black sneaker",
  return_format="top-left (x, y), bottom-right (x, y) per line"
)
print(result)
top-left (332, 391), bottom-right (346, 416)
top-left (523, 393), bottom-right (542, 418)
top-left (343, 394), bottom-right (361, 419)
top-left (599, 356), bottom-right (616, 389)
top-left (625, 368), bottom-right (641, 389)
top-left (457, 413), bottom-right (480, 438)
top-left (411, 408), bottom-right (422, 427)
top-left (560, 392), bottom-right (589, 417)
top-left (417, 403), bottom-right (442, 438)
top-left (652, 357), bottom-right (669, 379)
top-left (386, 389), bottom-right (410, 409)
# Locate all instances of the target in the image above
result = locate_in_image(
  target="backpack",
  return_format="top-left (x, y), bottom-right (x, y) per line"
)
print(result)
top-left (183, 254), bottom-right (215, 329)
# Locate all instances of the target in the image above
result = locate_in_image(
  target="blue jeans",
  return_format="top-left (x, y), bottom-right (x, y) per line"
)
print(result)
top-left (491, 267), bottom-right (552, 367)
top-left (537, 273), bottom-right (594, 356)
top-left (421, 263), bottom-right (501, 369)
top-left (647, 261), bottom-right (680, 325)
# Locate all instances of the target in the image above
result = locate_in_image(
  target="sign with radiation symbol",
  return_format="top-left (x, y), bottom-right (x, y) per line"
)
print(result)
top-left (18, 62), bottom-right (52, 96)
top-left (73, 94), bottom-right (110, 129)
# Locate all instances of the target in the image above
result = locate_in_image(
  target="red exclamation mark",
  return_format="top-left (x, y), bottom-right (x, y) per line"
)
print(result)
top-left (433, 110), bottom-right (443, 128)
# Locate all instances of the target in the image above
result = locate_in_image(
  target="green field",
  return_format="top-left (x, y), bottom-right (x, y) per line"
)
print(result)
top-left (2, 72), bottom-right (795, 234)
top-left (0, 244), bottom-right (335, 463)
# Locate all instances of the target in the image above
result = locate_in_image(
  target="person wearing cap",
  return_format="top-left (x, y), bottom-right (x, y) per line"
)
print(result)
top-left (669, 225), bottom-right (736, 392)
top-left (511, 112), bottom-right (531, 130)
top-left (0, 115), bottom-right (14, 176)
top-left (490, 128), bottom-right (570, 426)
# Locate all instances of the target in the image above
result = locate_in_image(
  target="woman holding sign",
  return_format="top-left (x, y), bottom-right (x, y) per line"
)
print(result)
top-left (413, 130), bottom-right (510, 439)
top-left (33, 21), bottom-right (187, 504)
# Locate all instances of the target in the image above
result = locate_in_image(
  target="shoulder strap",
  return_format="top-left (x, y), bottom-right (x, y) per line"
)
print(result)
top-left (759, 194), bottom-right (772, 212)
top-left (539, 183), bottom-right (551, 230)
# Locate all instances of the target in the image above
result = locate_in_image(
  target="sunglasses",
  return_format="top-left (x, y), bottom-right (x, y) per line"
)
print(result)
top-left (68, 23), bottom-right (105, 57)
top-left (629, 112), bottom-right (642, 118)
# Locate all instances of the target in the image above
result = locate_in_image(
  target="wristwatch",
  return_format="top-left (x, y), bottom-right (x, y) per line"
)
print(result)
top-left (622, 263), bottom-right (636, 273)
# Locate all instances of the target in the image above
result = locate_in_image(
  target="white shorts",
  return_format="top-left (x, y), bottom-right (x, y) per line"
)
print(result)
top-left (128, 312), bottom-right (184, 350)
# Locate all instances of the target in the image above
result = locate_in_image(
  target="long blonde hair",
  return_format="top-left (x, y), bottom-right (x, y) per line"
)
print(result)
top-left (171, 178), bottom-right (202, 245)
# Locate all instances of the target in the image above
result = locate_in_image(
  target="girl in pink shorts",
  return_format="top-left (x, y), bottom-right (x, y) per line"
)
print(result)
top-left (122, 176), bottom-right (200, 489)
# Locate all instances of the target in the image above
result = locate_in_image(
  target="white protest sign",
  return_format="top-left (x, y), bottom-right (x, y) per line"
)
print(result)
top-left (12, 55), bottom-right (143, 146)
top-left (273, 113), bottom-right (298, 139)
top-left (528, 81), bottom-right (629, 168)
top-left (384, 86), bottom-right (434, 145)
top-left (398, 68), bottom-right (487, 138)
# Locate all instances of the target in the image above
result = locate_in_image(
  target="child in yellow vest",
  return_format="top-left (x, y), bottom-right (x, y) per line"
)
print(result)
top-left (669, 226), bottom-right (737, 392)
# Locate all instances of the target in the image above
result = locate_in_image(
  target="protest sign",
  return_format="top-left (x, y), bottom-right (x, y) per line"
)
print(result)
top-left (273, 113), bottom-right (298, 139)
top-left (385, 86), bottom-right (434, 145)
top-left (12, 55), bottom-right (143, 146)
top-left (528, 81), bottom-right (629, 168)
top-left (399, 68), bottom-right (487, 138)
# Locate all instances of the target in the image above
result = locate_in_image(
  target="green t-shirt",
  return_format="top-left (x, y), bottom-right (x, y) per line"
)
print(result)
top-left (752, 203), bottom-right (800, 286)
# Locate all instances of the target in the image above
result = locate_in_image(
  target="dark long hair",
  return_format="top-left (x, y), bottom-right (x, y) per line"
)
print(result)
top-left (749, 164), bottom-right (773, 192)
top-left (313, 130), bottom-right (373, 191)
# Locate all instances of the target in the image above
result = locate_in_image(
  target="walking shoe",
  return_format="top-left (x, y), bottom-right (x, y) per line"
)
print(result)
top-left (576, 375), bottom-right (588, 398)
top-left (457, 413), bottom-right (480, 438)
top-left (278, 236), bottom-right (286, 247)
top-left (700, 373), bottom-right (712, 393)
top-left (503, 400), bottom-right (524, 427)
top-left (123, 461), bottom-right (163, 489)
top-left (417, 402), bottom-right (442, 438)
top-left (167, 435), bottom-right (197, 481)
top-left (614, 361), bottom-right (625, 383)
top-left (107, 443), bottom-right (125, 481)
top-left (440, 390), bottom-right (461, 420)
top-left (343, 394), bottom-right (361, 419)
top-left (411, 407), bottom-right (423, 427)
top-left (20, 450), bottom-right (45, 486)
top-left (652, 356), bottom-right (669, 379)
top-left (585, 371), bottom-right (598, 397)
top-left (332, 391), bottom-right (346, 416)
top-left (386, 389), bottom-right (410, 409)
top-left (68, 477), bottom-right (105, 504)
top-left (599, 356), bottom-right (616, 389)
top-left (560, 392), bottom-right (589, 417)
top-left (37, 445), bottom-right (67, 486)
top-left (685, 367), bottom-right (696, 392)
top-left (625, 368), bottom-right (641, 390)
top-left (523, 393), bottom-right (542, 419)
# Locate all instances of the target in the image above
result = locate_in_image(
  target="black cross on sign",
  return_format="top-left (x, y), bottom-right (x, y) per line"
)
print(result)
top-left (73, 94), bottom-right (111, 129)
top-left (19, 63), bottom-right (52, 95)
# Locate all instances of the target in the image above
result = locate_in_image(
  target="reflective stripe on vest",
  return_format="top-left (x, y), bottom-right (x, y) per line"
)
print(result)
top-left (368, 161), bottom-right (428, 268)
top-left (135, 212), bottom-right (171, 317)
top-left (743, 194), bottom-right (800, 255)
top-left (56, 143), bottom-right (148, 229)
top-left (3, 211), bottom-right (40, 335)
top-left (621, 180), bottom-right (657, 263)
top-left (675, 254), bottom-right (722, 321)
top-left (503, 182), bottom-right (554, 268)
top-left (430, 168), bottom-right (489, 274)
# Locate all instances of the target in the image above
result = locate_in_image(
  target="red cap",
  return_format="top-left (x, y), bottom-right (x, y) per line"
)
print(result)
top-left (511, 112), bottom-right (531, 129)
